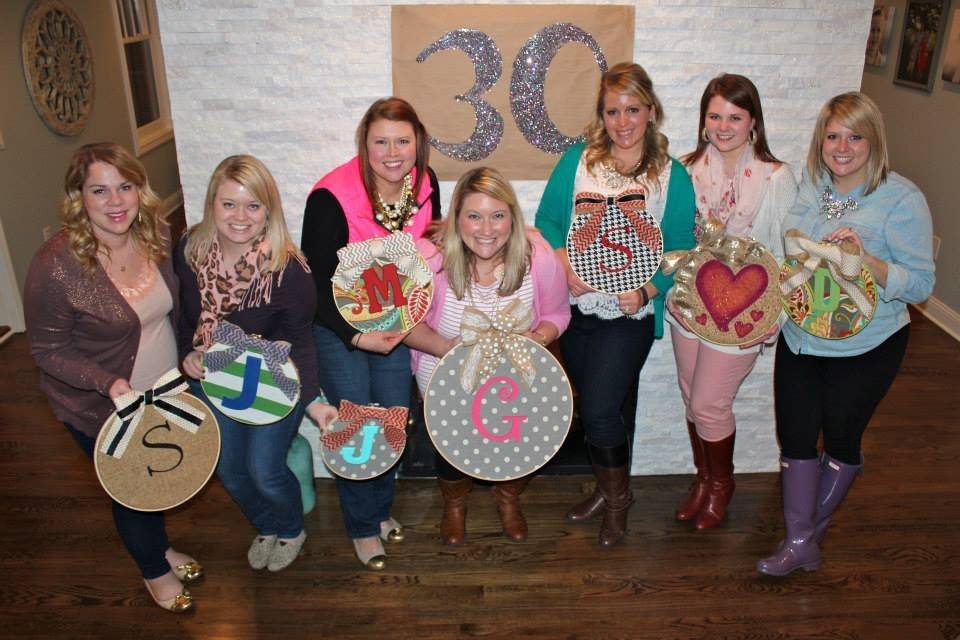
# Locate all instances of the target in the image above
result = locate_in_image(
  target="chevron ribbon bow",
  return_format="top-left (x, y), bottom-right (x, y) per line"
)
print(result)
top-left (570, 189), bottom-right (661, 255)
top-left (459, 299), bottom-right (535, 393)
top-left (320, 400), bottom-right (407, 453)
top-left (780, 230), bottom-right (874, 316)
top-left (204, 321), bottom-right (299, 402)
top-left (99, 369), bottom-right (206, 459)
top-left (661, 217), bottom-right (770, 323)
top-left (331, 231), bottom-right (432, 291)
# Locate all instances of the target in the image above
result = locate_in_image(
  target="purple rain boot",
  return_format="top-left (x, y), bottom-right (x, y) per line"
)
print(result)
top-left (813, 453), bottom-right (863, 544)
top-left (756, 457), bottom-right (822, 576)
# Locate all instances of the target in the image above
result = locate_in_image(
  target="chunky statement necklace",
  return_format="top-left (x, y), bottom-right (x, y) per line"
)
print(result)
top-left (819, 186), bottom-right (859, 220)
top-left (374, 173), bottom-right (418, 232)
top-left (596, 157), bottom-right (643, 191)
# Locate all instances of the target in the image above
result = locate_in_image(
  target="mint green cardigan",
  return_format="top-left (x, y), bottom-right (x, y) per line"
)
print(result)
top-left (534, 142), bottom-right (696, 338)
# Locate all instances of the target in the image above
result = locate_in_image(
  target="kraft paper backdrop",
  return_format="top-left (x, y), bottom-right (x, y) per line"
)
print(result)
top-left (392, 5), bottom-right (634, 180)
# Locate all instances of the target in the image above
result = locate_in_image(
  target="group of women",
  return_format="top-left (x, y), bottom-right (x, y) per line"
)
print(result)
top-left (24, 59), bottom-right (935, 612)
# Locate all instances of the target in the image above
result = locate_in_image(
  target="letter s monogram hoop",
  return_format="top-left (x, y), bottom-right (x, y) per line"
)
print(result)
top-left (424, 334), bottom-right (573, 482)
top-left (94, 371), bottom-right (221, 512)
top-left (566, 189), bottom-right (664, 295)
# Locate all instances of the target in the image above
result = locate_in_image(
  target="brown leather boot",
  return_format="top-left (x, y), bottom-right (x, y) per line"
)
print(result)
top-left (694, 433), bottom-right (735, 531)
top-left (676, 420), bottom-right (709, 521)
top-left (566, 484), bottom-right (604, 522)
top-left (491, 476), bottom-right (532, 542)
top-left (595, 464), bottom-right (634, 547)
top-left (438, 478), bottom-right (473, 545)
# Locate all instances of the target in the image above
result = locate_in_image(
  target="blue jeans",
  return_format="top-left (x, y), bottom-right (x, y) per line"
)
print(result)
top-left (66, 423), bottom-right (171, 579)
top-left (189, 380), bottom-right (305, 538)
top-left (312, 324), bottom-right (411, 539)
top-left (559, 307), bottom-right (655, 449)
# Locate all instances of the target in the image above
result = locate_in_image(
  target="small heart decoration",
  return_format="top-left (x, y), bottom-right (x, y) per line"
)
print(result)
top-left (751, 309), bottom-right (764, 322)
top-left (696, 314), bottom-right (708, 325)
top-left (735, 321), bottom-right (754, 338)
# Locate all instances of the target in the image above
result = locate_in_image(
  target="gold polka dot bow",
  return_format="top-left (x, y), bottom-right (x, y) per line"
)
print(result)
top-left (458, 299), bottom-right (535, 393)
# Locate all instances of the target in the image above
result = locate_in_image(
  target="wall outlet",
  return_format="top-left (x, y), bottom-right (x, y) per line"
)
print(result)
top-left (42, 225), bottom-right (52, 241)
top-left (933, 235), bottom-right (941, 260)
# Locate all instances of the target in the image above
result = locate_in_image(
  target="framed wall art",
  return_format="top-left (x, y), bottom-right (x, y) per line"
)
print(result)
top-left (894, 0), bottom-right (950, 91)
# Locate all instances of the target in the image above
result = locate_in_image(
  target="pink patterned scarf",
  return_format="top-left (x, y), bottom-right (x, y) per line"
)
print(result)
top-left (689, 144), bottom-right (774, 237)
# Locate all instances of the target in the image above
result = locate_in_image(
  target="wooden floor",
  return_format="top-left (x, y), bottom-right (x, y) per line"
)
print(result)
top-left (1, 309), bottom-right (958, 640)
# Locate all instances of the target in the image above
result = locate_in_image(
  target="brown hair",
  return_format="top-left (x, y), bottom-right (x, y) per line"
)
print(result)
top-left (356, 97), bottom-right (430, 205)
top-left (60, 142), bottom-right (166, 274)
top-left (683, 73), bottom-right (780, 167)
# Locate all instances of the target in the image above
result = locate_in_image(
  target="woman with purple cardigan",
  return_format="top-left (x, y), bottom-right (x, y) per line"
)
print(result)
top-left (405, 167), bottom-right (571, 545)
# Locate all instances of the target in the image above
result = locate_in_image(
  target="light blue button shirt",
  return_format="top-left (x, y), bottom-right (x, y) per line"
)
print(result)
top-left (780, 169), bottom-right (935, 357)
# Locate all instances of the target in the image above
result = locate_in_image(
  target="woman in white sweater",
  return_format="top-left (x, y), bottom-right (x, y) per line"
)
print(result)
top-left (668, 74), bottom-right (797, 530)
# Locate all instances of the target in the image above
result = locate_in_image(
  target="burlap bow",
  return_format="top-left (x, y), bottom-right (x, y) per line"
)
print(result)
top-left (331, 231), bottom-right (431, 291)
top-left (459, 299), bottom-right (535, 393)
top-left (319, 400), bottom-right (407, 453)
top-left (99, 369), bottom-right (206, 459)
top-left (570, 189), bottom-right (661, 255)
top-left (780, 230), bottom-right (874, 316)
top-left (661, 217), bottom-right (770, 323)
top-left (203, 321), bottom-right (299, 402)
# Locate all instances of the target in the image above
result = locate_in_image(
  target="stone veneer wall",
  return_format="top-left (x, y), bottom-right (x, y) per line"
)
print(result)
top-left (157, 0), bottom-right (872, 475)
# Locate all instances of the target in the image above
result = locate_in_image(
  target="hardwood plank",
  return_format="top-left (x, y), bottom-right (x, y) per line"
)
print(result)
top-left (0, 309), bottom-right (958, 639)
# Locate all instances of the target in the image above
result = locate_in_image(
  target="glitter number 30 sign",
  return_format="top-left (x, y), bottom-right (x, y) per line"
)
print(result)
top-left (392, 5), bottom-right (635, 179)
top-left (416, 24), bottom-right (606, 161)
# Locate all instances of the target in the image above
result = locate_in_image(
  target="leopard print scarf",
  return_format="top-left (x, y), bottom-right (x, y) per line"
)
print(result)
top-left (192, 234), bottom-right (274, 350)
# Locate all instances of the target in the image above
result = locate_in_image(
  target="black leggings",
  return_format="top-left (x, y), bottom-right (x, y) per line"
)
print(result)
top-left (774, 326), bottom-right (909, 465)
top-left (66, 423), bottom-right (172, 579)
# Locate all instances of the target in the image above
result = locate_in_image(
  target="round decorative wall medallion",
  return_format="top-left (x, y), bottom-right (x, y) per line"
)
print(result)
top-left (21, 0), bottom-right (95, 136)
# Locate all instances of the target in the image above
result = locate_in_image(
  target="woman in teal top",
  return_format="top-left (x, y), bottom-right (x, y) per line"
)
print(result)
top-left (535, 62), bottom-right (696, 547)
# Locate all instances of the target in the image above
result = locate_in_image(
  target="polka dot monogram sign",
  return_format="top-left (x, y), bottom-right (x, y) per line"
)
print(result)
top-left (566, 188), bottom-right (663, 294)
top-left (331, 231), bottom-right (433, 333)
top-left (95, 370), bottom-right (220, 512)
top-left (201, 321), bottom-right (301, 425)
top-left (663, 218), bottom-right (780, 346)
top-left (319, 401), bottom-right (408, 480)
top-left (424, 301), bottom-right (573, 481)
top-left (780, 230), bottom-right (876, 339)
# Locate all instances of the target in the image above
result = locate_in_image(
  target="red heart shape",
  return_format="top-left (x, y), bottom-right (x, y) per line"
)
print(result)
top-left (751, 309), bottom-right (764, 322)
top-left (735, 321), bottom-right (754, 338)
top-left (696, 314), bottom-right (708, 325)
top-left (695, 260), bottom-right (769, 331)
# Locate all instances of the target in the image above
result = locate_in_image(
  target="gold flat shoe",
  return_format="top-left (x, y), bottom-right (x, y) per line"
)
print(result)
top-left (353, 537), bottom-right (387, 571)
top-left (144, 580), bottom-right (194, 613)
top-left (379, 518), bottom-right (404, 543)
top-left (172, 560), bottom-right (203, 583)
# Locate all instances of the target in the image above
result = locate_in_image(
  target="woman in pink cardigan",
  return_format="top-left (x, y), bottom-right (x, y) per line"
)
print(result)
top-left (406, 167), bottom-right (570, 545)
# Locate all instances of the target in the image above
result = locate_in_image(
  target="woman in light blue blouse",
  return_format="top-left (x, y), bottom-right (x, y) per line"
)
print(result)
top-left (757, 92), bottom-right (935, 576)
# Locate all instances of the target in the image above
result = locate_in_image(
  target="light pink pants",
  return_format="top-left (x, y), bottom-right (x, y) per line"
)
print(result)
top-left (670, 326), bottom-right (760, 442)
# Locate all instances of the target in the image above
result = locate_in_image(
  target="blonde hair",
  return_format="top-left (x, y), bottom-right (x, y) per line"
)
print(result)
top-left (60, 142), bottom-right (166, 274)
top-left (441, 167), bottom-right (530, 299)
top-left (583, 62), bottom-right (670, 189)
top-left (807, 92), bottom-right (889, 195)
top-left (185, 155), bottom-right (303, 273)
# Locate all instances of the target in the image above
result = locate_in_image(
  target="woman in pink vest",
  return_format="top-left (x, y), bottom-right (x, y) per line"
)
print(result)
top-left (301, 98), bottom-right (441, 569)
